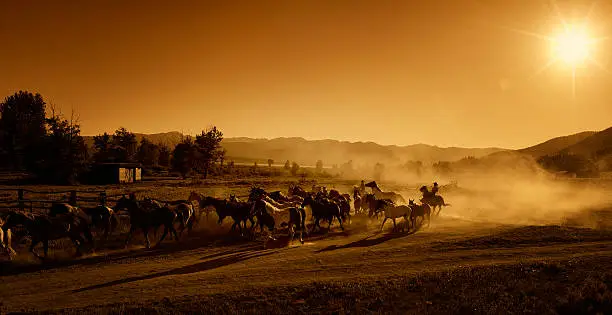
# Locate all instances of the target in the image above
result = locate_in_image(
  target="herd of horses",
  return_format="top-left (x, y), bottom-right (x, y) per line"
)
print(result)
top-left (0, 181), bottom-right (450, 262)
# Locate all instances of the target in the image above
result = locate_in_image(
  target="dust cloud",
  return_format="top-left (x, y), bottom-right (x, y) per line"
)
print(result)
top-left (335, 153), bottom-right (612, 227)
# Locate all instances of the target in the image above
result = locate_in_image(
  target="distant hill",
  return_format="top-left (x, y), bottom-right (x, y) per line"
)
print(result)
top-left (562, 127), bottom-right (612, 158)
top-left (480, 126), bottom-right (612, 175)
top-left (83, 132), bottom-right (506, 165)
top-left (517, 131), bottom-right (597, 158)
top-left (220, 137), bottom-right (504, 166)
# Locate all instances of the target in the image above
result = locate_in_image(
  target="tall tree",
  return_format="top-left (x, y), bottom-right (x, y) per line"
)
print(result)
top-left (0, 91), bottom-right (47, 170)
top-left (158, 144), bottom-right (171, 168)
top-left (36, 110), bottom-right (89, 183)
top-left (93, 132), bottom-right (113, 162)
top-left (136, 138), bottom-right (160, 166)
top-left (92, 128), bottom-right (137, 163)
top-left (112, 127), bottom-right (137, 162)
top-left (172, 137), bottom-right (196, 178)
top-left (194, 126), bottom-right (224, 178)
top-left (268, 159), bottom-right (274, 168)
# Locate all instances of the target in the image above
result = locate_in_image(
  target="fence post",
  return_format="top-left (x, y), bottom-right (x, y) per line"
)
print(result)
top-left (69, 190), bottom-right (77, 206)
top-left (99, 191), bottom-right (107, 206)
top-left (18, 189), bottom-right (24, 212)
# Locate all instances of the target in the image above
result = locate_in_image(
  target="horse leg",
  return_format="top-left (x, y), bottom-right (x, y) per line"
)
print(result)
top-left (380, 217), bottom-right (388, 231)
top-left (5, 229), bottom-right (16, 259)
top-left (171, 225), bottom-right (180, 242)
top-left (289, 225), bottom-right (295, 244)
top-left (155, 227), bottom-right (169, 247)
top-left (143, 228), bottom-right (151, 249)
top-left (84, 226), bottom-right (95, 253)
top-left (392, 218), bottom-right (397, 232)
top-left (124, 225), bottom-right (136, 248)
top-left (336, 215), bottom-right (344, 231)
top-left (29, 238), bottom-right (42, 260)
top-left (42, 239), bottom-right (51, 260)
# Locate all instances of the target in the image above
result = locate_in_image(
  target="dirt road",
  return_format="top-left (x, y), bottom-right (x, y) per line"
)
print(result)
top-left (2, 216), bottom-right (612, 313)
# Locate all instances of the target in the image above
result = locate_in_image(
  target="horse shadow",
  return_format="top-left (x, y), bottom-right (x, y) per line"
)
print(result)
top-left (0, 232), bottom-right (261, 277)
top-left (70, 248), bottom-right (279, 294)
top-left (315, 229), bottom-right (416, 253)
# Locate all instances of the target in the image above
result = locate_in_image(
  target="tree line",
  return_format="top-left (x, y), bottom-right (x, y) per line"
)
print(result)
top-left (0, 91), bottom-right (225, 184)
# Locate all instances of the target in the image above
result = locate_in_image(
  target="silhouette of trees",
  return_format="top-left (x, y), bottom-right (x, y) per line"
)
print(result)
top-left (136, 138), bottom-right (160, 167)
top-left (284, 160), bottom-right (291, 171)
top-left (172, 137), bottom-right (196, 178)
top-left (268, 159), bottom-right (274, 168)
top-left (0, 91), bottom-right (47, 171)
top-left (0, 92), bottom-right (88, 183)
top-left (316, 160), bottom-right (323, 173)
top-left (92, 127), bottom-right (137, 163)
top-left (35, 109), bottom-right (88, 183)
top-left (158, 144), bottom-right (171, 168)
top-left (291, 162), bottom-right (300, 176)
top-left (194, 126), bottom-right (224, 179)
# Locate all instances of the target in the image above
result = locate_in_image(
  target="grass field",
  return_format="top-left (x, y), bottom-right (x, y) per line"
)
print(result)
top-left (2, 176), bottom-right (612, 314)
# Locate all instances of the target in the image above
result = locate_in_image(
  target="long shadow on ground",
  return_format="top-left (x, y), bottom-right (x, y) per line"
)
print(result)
top-left (70, 249), bottom-right (280, 294)
top-left (0, 230), bottom-right (261, 277)
top-left (315, 230), bottom-right (416, 253)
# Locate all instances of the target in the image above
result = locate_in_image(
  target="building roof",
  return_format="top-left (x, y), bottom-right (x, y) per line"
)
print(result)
top-left (94, 162), bottom-right (143, 168)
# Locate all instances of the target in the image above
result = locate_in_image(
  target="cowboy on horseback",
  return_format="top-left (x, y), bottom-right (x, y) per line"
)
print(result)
top-left (431, 182), bottom-right (439, 196)
top-left (419, 185), bottom-right (434, 203)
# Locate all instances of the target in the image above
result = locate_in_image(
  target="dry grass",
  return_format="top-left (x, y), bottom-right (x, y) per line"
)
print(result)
top-left (11, 255), bottom-right (612, 315)
top-left (3, 177), bottom-right (612, 314)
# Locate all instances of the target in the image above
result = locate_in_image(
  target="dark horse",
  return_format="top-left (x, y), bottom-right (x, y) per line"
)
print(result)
top-left (2, 208), bottom-right (94, 260)
top-left (199, 196), bottom-right (255, 236)
top-left (49, 203), bottom-right (118, 245)
top-left (364, 194), bottom-right (394, 219)
top-left (301, 195), bottom-right (344, 233)
top-left (419, 186), bottom-right (451, 216)
top-left (408, 199), bottom-right (431, 229)
top-left (114, 196), bottom-right (179, 248)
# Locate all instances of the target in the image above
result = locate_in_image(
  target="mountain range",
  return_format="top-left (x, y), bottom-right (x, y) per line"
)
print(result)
top-left (517, 127), bottom-right (612, 160)
top-left (82, 126), bottom-right (612, 167)
top-left (83, 132), bottom-right (504, 165)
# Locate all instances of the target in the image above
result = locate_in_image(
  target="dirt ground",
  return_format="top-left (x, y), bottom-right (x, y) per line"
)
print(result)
top-left (2, 178), bottom-right (612, 314)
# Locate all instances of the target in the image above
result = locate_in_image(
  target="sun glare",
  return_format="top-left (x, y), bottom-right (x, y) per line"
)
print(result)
top-left (552, 26), bottom-right (592, 66)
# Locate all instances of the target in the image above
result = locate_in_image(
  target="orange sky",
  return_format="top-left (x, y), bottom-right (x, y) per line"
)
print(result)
top-left (1, 0), bottom-right (611, 149)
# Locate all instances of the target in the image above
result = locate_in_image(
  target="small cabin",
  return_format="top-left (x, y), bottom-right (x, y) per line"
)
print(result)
top-left (88, 163), bottom-right (143, 184)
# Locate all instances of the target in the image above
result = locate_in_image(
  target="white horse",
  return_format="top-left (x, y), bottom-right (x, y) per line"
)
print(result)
top-left (380, 204), bottom-right (412, 232)
top-left (252, 199), bottom-right (307, 247)
top-left (0, 216), bottom-right (17, 260)
top-left (365, 181), bottom-right (406, 204)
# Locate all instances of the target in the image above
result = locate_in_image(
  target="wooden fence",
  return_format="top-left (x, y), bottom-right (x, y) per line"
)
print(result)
top-left (0, 189), bottom-right (121, 213)
top-left (0, 187), bottom-right (251, 214)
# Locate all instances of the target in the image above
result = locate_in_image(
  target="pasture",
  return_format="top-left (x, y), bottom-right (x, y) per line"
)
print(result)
top-left (2, 176), bottom-right (612, 314)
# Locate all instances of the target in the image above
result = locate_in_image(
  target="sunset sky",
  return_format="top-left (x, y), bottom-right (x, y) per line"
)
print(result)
top-left (1, 0), bottom-right (611, 149)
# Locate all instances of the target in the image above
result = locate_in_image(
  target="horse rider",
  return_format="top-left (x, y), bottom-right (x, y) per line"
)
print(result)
top-left (359, 180), bottom-right (366, 195)
top-left (431, 182), bottom-right (439, 196)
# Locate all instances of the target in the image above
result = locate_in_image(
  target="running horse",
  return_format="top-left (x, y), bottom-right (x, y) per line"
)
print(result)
top-left (419, 186), bottom-right (451, 216)
top-left (364, 181), bottom-right (406, 204)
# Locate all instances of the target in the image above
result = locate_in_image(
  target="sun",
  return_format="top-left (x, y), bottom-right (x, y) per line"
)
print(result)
top-left (551, 26), bottom-right (592, 66)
